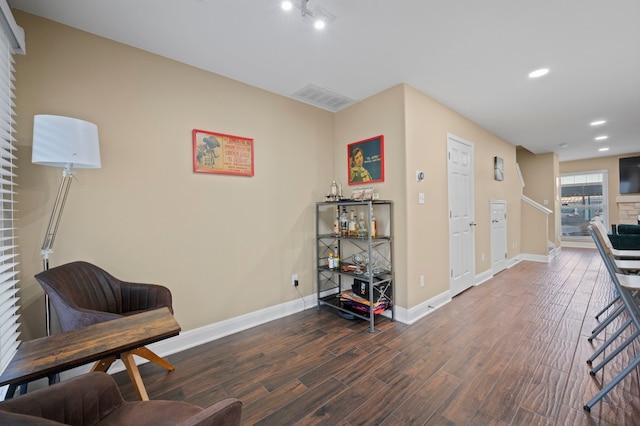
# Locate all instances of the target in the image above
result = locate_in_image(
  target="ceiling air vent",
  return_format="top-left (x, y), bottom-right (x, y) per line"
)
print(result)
top-left (292, 84), bottom-right (354, 112)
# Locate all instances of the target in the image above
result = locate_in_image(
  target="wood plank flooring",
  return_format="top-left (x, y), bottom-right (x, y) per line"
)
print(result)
top-left (113, 247), bottom-right (640, 425)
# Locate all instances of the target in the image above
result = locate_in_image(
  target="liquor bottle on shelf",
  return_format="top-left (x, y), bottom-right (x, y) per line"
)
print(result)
top-left (332, 206), bottom-right (340, 236)
top-left (357, 211), bottom-right (367, 237)
top-left (328, 250), bottom-right (335, 269)
top-left (370, 206), bottom-right (377, 238)
top-left (349, 209), bottom-right (357, 237)
top-left (330, 180), bottom-right (338, 200)
top-left (340, 207), bottom-right (349, 237)
top-left (333, 245), bottom-right (340, 268)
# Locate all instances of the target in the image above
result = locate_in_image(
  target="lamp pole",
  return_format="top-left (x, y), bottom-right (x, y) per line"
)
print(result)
top-left (41, 166), bottom-right (75, 336)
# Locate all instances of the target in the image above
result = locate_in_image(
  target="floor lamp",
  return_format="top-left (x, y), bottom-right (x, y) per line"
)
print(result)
top-left (32, 114), bottom-right (101, 336)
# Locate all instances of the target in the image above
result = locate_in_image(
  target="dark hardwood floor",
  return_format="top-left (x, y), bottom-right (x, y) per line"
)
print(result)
top-left (114, 247), bottom-right (640, 425)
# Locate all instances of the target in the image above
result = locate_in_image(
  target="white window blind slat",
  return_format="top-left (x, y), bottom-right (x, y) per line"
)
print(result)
top-left (0, 318), bottom-right (19, 346)
top-left (0, 286), bottom-right (18, 310)
top-left (0, 245), bottom-right (18, 254)
top-left (0, 253), bottom-right (16, 262)
top-left (0, 270), bottom-right (18, 285)
top-left (0, 168), bottom-right (16, 178)
top-left (0, 323), bottom-right (19, 360)
top-left (0, 262), bottom-right (17, 276)
top-left (0, 339), bottom-right (18, 372)
top-left (0, 279), bottom-right (18, 296)
top-left (0, 257), bottom-right (17, 274)
top-left (0, 156), bottom-right (13, 169)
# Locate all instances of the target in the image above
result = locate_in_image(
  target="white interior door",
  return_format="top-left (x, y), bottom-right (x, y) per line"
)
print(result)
top-left (491, 201), bottom-right (507, 274)
top-left (447, 134), bottom-right (475, 297)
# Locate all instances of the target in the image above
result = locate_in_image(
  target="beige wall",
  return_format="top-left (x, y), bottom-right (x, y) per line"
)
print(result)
top-left (517, 149), bottom-right (559, 247)
top-left (404, 85), bottom-right (521, 304)
top-left (14, 11), bottom-right (528, 340)
top-left (521, 202), bottom-right (550, 255)
top-left (14, 12), bottom-right (334, 339)
top-left (561, 152), bottom-right (640, 226)
top-left (333, 85), bottom-right (408, 305)
top-left (334, 84), bottom-right (521, 309)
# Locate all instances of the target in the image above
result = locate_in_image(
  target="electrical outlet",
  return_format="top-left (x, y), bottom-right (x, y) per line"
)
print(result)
top-left (291, 274), bottom-right (298, 286)
top-left (419, 275), bottom-right (425, 287)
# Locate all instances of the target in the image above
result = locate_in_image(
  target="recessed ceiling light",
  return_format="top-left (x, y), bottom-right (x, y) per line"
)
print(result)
top-left (528, 68), bottom-right (549, 78)
top-left (590, 120), bottom-right (606, 126)
top-left (559, 143), bottom-right (568, 148)
top-left (314, 19), bottom-right (326, 29)
top-left (595, 135), bottom-right (608, 141)
top-left (281, 1), bottom-right (293, 11)
top-left (598, 147), bottom-right (610, 152)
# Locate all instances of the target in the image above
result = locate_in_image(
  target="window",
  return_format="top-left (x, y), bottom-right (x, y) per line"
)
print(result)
top-left (560, 171), bottom-right (608, 238)
top-left (0, 2), bottom-right (24, 377)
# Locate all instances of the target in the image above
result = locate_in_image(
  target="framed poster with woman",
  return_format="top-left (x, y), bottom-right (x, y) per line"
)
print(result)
top-left (348, 135), bottom-right (384, 185)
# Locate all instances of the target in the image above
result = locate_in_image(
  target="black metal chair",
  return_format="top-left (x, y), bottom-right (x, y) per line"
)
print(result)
top-left (585, 224), bottom-right (640, 411)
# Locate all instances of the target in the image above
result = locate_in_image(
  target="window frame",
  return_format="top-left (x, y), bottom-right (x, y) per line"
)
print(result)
top-left (560, 170), bottom-right (609, 240)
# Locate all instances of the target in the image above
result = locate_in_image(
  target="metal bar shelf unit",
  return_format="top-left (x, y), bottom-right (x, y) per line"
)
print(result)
top-left (315, 199), bottom-right (394, 332)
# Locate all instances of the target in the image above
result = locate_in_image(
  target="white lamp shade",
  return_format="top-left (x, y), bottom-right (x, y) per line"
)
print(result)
top-left (32, 115), bottom-right (101, 169)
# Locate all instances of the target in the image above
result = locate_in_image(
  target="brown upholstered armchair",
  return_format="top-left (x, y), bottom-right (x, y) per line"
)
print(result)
top-left (0, 372), bottom-right (242, 425)
top-left (34, 261), bottom-right (176, 381)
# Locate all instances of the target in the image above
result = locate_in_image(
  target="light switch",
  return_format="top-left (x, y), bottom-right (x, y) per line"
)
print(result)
top-left (418, 193), bottom-right (425, 204)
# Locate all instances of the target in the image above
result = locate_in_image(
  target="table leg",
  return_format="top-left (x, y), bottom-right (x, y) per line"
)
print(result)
top-left (4, 383), bottom-right (18, 399)
top-left (91, 356), bottom-right (117, 373)
top-left (3, 374), bottom-right (58, 400)
top-left (48, 373), bottom-right (59, 385)
top-left (132, 346), bottom-right (175, 371)
top-left (121, 351), bottom-right (149, 401)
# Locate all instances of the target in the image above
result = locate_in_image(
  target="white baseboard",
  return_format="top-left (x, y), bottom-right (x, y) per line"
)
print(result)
top-left (395, 290), bottom-right (451, 325)
top-left (562, 240), bottom-right (595, 249)
top-left (475, 268), bottom-right (493, 286)
top-left (520, 253), bottom-right (551, 263)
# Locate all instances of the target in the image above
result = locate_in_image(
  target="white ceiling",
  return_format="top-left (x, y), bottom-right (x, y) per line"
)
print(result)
top-left (8, 0), bottom-right (640, 162)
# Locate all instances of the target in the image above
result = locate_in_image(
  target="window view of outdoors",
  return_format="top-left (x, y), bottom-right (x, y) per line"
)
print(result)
top-left (561, 172), bottom-right (607, 238)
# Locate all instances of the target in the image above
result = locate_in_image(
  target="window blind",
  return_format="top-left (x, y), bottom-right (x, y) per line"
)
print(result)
top-left (0, 2), bottom-right (24, 376)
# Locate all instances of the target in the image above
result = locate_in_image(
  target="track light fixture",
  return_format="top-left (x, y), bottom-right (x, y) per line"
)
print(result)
top-left (279, 0), bottom-right (335, 30)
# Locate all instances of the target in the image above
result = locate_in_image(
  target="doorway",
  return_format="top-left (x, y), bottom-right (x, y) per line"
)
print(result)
top-left (447, 134), bottom-right (475, 297)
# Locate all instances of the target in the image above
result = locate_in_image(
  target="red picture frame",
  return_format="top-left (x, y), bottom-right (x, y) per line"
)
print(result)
top-left (347, 135), bottom-right (384, 185)
top-left (192, 129), bottom-right (254, 176)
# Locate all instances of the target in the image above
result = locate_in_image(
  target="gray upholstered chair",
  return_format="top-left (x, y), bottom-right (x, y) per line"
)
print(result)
top-left (0, 371), bottom-right (242, 425)
top-left (35, 261), bottom-right (175, 374)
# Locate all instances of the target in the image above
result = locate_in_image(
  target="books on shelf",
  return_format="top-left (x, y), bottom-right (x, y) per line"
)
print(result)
top-left (340, 290), bottom-right (389, 315)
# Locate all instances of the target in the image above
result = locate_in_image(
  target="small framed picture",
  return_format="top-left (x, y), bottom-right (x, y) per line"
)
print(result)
top-left (494, 156), bottom-right (504, 181)
top-left (348, 135), bottom-right (384, 185)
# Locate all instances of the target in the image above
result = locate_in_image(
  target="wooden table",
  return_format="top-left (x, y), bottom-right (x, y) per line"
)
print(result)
top-left (0, 307), bottom-right (180, 401)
